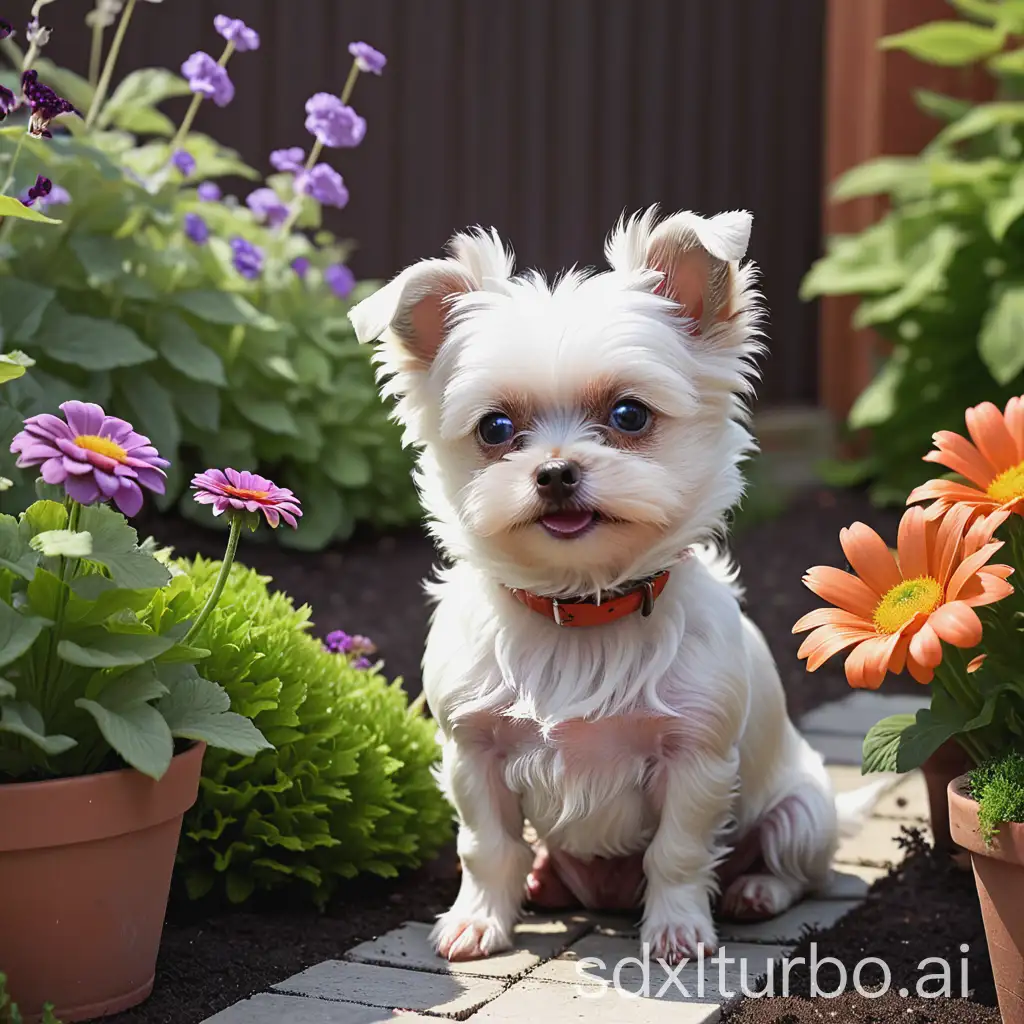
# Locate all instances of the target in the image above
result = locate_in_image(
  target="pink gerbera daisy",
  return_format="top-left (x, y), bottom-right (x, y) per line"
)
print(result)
top-left (190, 468), bottom-right (302, 528)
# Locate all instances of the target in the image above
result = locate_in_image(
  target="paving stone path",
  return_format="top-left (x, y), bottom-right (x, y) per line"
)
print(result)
top-left (205, 692), bottom-right (930, 1024)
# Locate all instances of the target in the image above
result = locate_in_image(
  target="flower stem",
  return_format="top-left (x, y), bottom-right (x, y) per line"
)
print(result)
top-left (40, 500), bottom-right (83, 719)
top-left (182, 515), bottom-right (241, 645)
top-left (84, 0), bottom-right (137, 130)
top-left (169, 40), bottom-right (234, 155)
top-left (88, 18), bottom-right (105, 88)
top-left (1, 131), bottom-right (27, 196)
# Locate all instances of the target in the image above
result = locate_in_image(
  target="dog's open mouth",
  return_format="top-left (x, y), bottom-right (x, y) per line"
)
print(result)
top-left (539, 510), bottom-right (598, 539)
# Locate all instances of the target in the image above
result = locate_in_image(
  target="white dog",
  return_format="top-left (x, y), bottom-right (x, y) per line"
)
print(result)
top-left (349, 207), bottom-right (848, 965)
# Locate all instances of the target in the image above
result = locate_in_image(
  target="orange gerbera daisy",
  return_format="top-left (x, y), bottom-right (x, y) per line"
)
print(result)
top-left (793, 504), bottom-right (1014, 689)
top-left (907, 396), bottom-right (1024, 520)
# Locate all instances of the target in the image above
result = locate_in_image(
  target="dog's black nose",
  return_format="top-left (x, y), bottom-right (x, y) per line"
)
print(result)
top-left (534, 459), bottom-right (581, 502)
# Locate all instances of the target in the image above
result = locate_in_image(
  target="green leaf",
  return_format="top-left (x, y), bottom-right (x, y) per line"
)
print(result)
top-left (19, 500), bottom-right (68, 540)
top-left (236, 398), bottom-right (300, 437)
top-left (0, 701), bottom-right (76, 755)
top-left (0, 278), bottom-right (55, 343)
top-left (895, 691), bottom-right (972, 773)
top-left (831, 157), bottom-right (927, 201)
top-left (0, 514), bottom-right (38, 580)
top-left (0, 601), bottom-right (47, 668)
top-left (0, 678), bottom-right (15, 698)
top-left (76, 504), bottom-right (171, 589)
top-left (110, 105), bottom-right (177, 136)
top-left (59, 631), bottom-right (176, 668)
top-left (155, 314), bottom-right (227, 386)
top-left (913, 88), bottom-right (974, 124)
top-left (157, 671), bottom-right (271, 756)
top-left (119, 372), bottom-right (181, 462)
top-left (75, 697), bottom-right (173, 779)
top-left (95, 664), bottom-right (169, 707)
top-left (987, 193), bottom-right (1024, 240)
top-left (324, 448), bottom-right (372, 488)
top-left (936, 102), bottom-right (1024, 145)
top-left (849, 358), bottom-right (903, 430)
top-left (28, 308), bottom-right (156, 370)
top-left (0, 350), bottom-right (33, 384)
top-left (979, 283), bottom-right (1024, 384)
top-left (862, 714), bottom-right (916, 773)
top-left (30, 529), bottom-right (93, 559)
top-left (0, 194), bottom-right (61, 225)
top-left (97, 67), bottom-right (192, 129)
top-left (880, 21), bottom-right (1006, 66)
top-left (174, 290), bottom-right (278, 330)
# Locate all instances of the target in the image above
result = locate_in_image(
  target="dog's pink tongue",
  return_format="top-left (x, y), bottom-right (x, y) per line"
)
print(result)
top-left (541, 511), bottom-right (594, 534)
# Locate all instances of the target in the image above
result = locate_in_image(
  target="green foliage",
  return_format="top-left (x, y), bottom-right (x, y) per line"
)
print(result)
top-left (0, 500), bottom-right (269, 781)
top-left (170, 556), bottom-right (451, 907)
top-left (0, 973), bottom-right (59, 1024)
top-left (968, 750), bottom-right (1024, 843)
top-left (802, 3), bottom-right (1024, 504)
top-left (0, 39), bottom-right (418, 550)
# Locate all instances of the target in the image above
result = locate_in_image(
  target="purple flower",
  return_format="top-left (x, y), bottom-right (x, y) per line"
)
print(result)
top-left (294, 163), bottom-right (348, 209)
top-left (214, 14), bottom-right (260, 52)
top-left (191, 468), bottom-right (302, 529)
top-left (291, 256), bottom-right (310, 279)
top-left (21, 70), bottom-right (78, 138)
top-left (348, 41), bottom-right (386, 75)
top-left (323, 631), bottom-right (376, 658)
top-left (0, 85), bottom-right (16, 120)
top-left (353, 657), bottom-right (372, 670)
top-left (325, 264), bottom-right (356, 299)
top-left (171, 149), bottom-right (196, 176)
top-left (10, 401), bottom-right (169, 516)
top-left (230, 236), bottom-right (263, 279)
top-left (20, 174), bottom-right (51, 208)
top-left (324, 630), bottom-right (354, 654)
top-left (39, 184), bottom-right (70, 207)
top-left (0, 19), bottom-right (13, 40)
top-left (181, 52), bottom-right (235, 107)
top-left (26, 17), bottom-right (49, 46)
top-left (184, 212), bottom-right (209, 244)
top-left (197, 181), bottom-right (222, 202)
top-left (270, 146), bottom-right (305, 173)
top-left (245, 187), bottom-right (289, 227)
top-left (304, 94), bottom-right (366, 149)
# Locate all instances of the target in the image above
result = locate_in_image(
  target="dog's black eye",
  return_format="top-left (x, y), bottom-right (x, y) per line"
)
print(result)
top-left (609, 399), bottom-right (650, 434)
top-left (477, 412), bottom-right (515, 446)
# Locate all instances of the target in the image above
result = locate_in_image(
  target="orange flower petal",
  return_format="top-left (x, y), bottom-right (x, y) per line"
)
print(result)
top-left (907, 652), bottom-right (934, 684)
top-left (889, 633), bottom-right (911, 675)
top-left (844, 634), bottom-right (901, 690)
top-left (907, 478), bottom-right (993, 511)
top-left (925, 430), bottom-right (996, 488)
top-left (792, 607), bottom-right (873, 634)
top-left (896, 505), bottom-right (929, 579)
top-left (840, 522), bottom-right (902, 596)
top-left (798, 625), bottom-right (877, 671)
top-left (1005, 395), bottom-right (1024, 461)
top-left (966, 401), bottom-right (1019, 473)
top-left (931, 502), bottom-right (972, 586)
top-left (909, 622), bottom-right (943, 669)
top-left (802, 566), bottom-right (879, 620)
top-left (967, 654), bottom-right (987, 674)
top-left (928, 601), bottom-right (982, 649)
top-left (946, 541), bottom-right (1004, 601)
top-left (964, 510), bottom-right (1010, 555)
top-left (957, 572), bottom-right (1015, 607)
top-left (980, 564), bottom-right (1014, 580)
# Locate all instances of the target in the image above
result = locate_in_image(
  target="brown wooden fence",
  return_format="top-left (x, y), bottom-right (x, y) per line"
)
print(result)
top-left (15, 0), bottom-right (827, 406)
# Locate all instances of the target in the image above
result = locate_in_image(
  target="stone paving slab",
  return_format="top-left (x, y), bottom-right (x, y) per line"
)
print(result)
top-left (345, 916), bottom-right (590, 979)
top-left (532, 932), bottom-right (790, 1004)
top-left (825, 763), bottom-right (901, 793)
top-left (800, 692), bottom-right (928, 736)
top-left (272, 960), bottom-right (503, 1018)
top-left (835, 816), bottom-right (928, 868)
top-left (717, 899), bottom-right (859, 944)
top-left (202, 993), bottom-right (441, 1023)
top-left (820, 864), bottom-right (887, 898)
top-left (471, 978), bottom-right (722, 1023)
top-left (803, 732), bottom-right (868, 766)
top-left (874, 772), bottom-right (929, 821)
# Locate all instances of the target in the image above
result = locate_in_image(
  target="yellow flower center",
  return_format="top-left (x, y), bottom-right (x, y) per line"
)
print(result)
top-left (987, 460), bottom-right (1024, 504)
top-left (873, 576), bottom-right (943, 634)
top-left (222, 484), bottom-right (270, 501)
top-left (74, 434), bottom-right (128, 463)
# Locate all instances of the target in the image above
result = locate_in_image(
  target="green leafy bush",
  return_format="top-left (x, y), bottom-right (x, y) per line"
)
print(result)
top-left (166, 556), bottom-right (451, 906)
top-left (802, 1), bottom-right (1024, 504)
top-left (0, 7), bottom-right (418, 550)
top-left (969, 750), bottom-right (1024, 844)
top-left (0, 973), bottom-right (58, 1024)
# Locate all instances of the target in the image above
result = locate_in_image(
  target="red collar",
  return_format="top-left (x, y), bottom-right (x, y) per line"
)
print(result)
top-left (508, 572), bottom-right (670, 627)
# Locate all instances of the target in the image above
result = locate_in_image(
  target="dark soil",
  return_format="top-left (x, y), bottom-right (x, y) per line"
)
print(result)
top-left (139, 485), bottom-right (913, 717)
top-left (725, 830), bottom-right (999, 1024)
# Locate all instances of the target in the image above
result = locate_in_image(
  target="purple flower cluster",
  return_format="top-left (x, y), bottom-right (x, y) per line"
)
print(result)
top-left (181, 51), bottom-right (234, 107)
top-left (304, 93), bottom-right (365, 149)
top-left (270, 147), bottom-right (305, 173)
top-left (325, 264), bottom-right (356, 299)
top-left (323, 630), bottom-right (376, 668)
top-left (245, 187), bottom-right (289, 226)
top-left (231, 236), bottom-right (263, 279)
top-left (294, 163), bottom-right (348, 209)
top-left (185, 212), bottom-right (209, 244)
top-left (22, 69), bottom-right (77, 138)
top-left (197, 181), bottom-right (222, 202)
top-left (172, 149), bottom-right (196, 176)
top-left (348, 41), bottom-right (386, 75)
top-left (292, 256), bottom-right (310, 279)
top-left (0, 84), bottom-right (16, 120)
top-left (20, 174), bottom-right (51, 207)
top-left (214, 14), bottom-right (260, 51)
top-left (39, 184), bottom-right (70, 208)
top-left (0, 18), bottom-right (12, 40)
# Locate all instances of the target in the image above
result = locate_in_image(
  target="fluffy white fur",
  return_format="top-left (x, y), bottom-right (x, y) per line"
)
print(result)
top-left (349, 207), bottom-right (845, 964)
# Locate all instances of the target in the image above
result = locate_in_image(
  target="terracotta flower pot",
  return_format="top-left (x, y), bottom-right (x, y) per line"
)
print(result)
top-left (922, 739), bottom-right (973, 850)
top-left (0, 743), bottom-right (205, 1023)
top-left (949, 773), bottom-right (1024, 1024)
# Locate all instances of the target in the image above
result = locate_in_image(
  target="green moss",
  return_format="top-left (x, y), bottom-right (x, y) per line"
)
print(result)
top-left (968, 750), bottom-right (1024, 845)
top-left (165, 557), bottom-right (452, 906)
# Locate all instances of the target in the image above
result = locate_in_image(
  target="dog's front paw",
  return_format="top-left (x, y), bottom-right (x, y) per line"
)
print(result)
top-left (642, 887), bottom-right (717, 963)
top-left (431, 914), bottom-right (513, 962)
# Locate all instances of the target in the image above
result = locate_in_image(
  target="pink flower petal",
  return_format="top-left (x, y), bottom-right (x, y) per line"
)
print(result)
top-left (40, 457), bottom-right (68, 484)
top-left (60, 400), bottom-right (104, 437)
top-left (113, 480), bottom-right (143, 517)
top-left (64, 474), bottom-right (102, 505)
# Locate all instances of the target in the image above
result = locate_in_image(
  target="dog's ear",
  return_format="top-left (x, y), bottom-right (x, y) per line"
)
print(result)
top-left (646, 210), bottom-right (751, 328)
top-left (348, 227), bottom-right (514, 368)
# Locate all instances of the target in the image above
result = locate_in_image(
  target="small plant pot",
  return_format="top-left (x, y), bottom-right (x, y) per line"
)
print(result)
top-left (922, 739), bottom-right (973, 850)
top-left (0, 743), bottom-right (205, 1023)
top-left (949, 773), bottom-right (1024, 1024)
